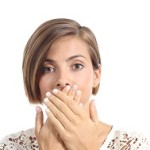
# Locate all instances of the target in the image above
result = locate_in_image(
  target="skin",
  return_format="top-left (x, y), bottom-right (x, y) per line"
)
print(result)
top-left (35, 36), bottom-right (111, 150)
top-left (39, 36), bottom-right (100, 104)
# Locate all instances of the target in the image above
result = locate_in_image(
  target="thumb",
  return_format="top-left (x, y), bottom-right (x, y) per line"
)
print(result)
top-left (89, 100), bottom-right (98, 122)
top-left (35, 106), bottom-right (44, 137)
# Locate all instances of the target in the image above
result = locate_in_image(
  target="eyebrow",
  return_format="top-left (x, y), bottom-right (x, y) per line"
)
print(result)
top-left (66, 55), bottom-right (86, 62)
top-left (44, 55), bottom-right (86, 63)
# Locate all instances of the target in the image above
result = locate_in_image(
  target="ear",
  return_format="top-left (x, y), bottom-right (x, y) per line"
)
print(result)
top-left (93, 64), bottom-right (101, 88)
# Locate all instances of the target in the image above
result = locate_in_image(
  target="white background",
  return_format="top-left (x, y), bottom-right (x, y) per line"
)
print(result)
top-left (0, 0), bottom-right (150, 140)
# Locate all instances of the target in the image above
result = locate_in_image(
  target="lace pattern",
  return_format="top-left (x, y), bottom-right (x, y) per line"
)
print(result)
top-left (0, 128), bottom-right (149, 150)
top-left (104, 130), bottom-right (150, 150)
top-left (0, 128), bottom-right (38, 150)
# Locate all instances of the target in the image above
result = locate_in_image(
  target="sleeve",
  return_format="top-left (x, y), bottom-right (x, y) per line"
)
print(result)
top-left (100, 126), bottom-right (150, 150)
top-left (0, 128), bottom-right (38, 150)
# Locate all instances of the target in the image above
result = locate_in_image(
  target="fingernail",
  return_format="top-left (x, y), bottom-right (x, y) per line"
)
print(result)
top-left (46, 92), bottom-right (51, 97)
top-left (53, 89), bottom-right (59, 94)
top-left (66, 85), bottom-right (70, 91)
top-left (79, 103), bottom-right (83, 107)
top-left (45, 108), bottom-right (50, 113)
top-left (43, 98), bottom-right (49, 104)
top-left (92, 100), bottom-right (95, 104)
top-left (73, 85), bottom-right (77, 90)
top-left (76, 90), bottom-right (81, 96)
top-left (36, 106), bottom-right (41, 113)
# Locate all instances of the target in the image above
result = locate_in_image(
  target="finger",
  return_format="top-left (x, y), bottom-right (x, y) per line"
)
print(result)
top-left (35, 106), bottom-right (43, 136)
top-left (74, 90), bottom-right (81, 103)
top-left (44, 98), bottom-right (73, 128)
top-left (58, 85), bottom-right (81, 103)
top-left (67, 85), bottom-right (78, 99)
top-left (52, 89), bottom-right (83, 117)
top-left (89, 100), bottom-right (98, 122)
top-left (45, 108), bottom-right (72, 142)
top-left (61, 85), bottom-right (70, 95)
top-left (45, 107), bottom-right (67, 133)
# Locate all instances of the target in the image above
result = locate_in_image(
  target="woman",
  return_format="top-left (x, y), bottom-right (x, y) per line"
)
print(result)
top-left (0, 18), bottom-right (149, 149)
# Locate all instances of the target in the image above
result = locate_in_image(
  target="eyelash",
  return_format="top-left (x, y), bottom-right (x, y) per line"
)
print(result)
top-left (42, 67), bottom-right (55, 73)
top-left (42, 63), bottom-right (84, 73)
top-left (72, 63), bottom-right (84, 71)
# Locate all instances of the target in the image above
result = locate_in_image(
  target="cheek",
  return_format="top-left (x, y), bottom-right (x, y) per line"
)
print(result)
top-left (39, 76), bottom-right (51, 99)
top-left (76, 71), bottom-right (94, 103)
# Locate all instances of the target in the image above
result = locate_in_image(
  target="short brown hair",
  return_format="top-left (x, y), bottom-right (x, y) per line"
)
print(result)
top-left (22, 18), bottom-right (101, 103)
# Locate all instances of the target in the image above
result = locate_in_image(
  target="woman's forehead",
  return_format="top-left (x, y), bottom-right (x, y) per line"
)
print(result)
top-left (46, 36), bottom-right (91, 60)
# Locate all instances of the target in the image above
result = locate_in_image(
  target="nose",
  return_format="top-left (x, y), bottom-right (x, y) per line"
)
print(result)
top-left (56, 82), bottom-right (70, 89)
top-left (55, 71), bottom-right (71, 90)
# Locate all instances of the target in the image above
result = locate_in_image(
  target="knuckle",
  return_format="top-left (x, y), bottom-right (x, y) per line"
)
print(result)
top-left (57, 102), bottom-right (63, 111)
top-left (67, 99), bottom-right (72, 106)
top-left (63, 132), bottom-right (71, 142)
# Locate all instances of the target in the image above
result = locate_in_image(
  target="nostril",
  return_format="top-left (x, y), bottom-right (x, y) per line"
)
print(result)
top-left (56, 82), bottom-right (70, 88)
top-left (56, 83), bottom-right (61, 87)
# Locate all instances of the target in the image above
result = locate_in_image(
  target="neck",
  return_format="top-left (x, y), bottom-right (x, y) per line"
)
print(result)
top-left (97, 121), bottom-right (112, 147)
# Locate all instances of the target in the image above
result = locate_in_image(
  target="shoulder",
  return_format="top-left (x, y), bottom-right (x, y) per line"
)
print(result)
top-left (0, 128), bottom-right (39, 150)
top-left (101, 126), bottom-right (150, 150)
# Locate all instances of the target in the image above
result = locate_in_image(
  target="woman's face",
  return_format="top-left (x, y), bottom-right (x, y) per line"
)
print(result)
top-left (39, 36), bottom-right (100, 104)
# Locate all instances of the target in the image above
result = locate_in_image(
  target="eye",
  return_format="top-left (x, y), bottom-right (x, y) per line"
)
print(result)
top-left (72, 63), bottom-right (84, 70)
top-left (42, 67), bottom-right (55, 73)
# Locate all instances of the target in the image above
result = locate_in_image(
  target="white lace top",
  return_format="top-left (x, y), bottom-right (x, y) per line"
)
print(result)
top-left (0, 127), bottom-right (149, 150)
